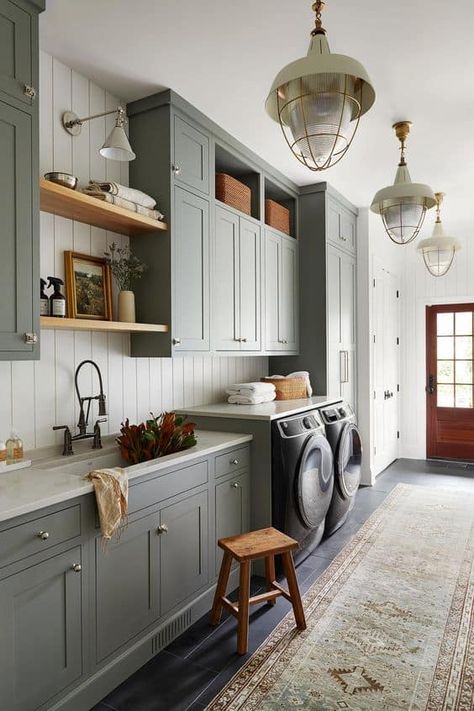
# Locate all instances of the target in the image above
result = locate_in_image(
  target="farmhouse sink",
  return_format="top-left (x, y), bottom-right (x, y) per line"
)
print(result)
top-left (35, 448), bottom-right (127, 477)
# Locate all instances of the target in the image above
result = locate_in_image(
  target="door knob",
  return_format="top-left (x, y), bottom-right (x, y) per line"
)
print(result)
top-left (231, 482), bottom-right (241, 489)
top-left (426, 375), bottom-right (435, 394)
top-left (157, 524), bottom-right (169, 535)
top-left (72, 563), bottom-right (82, 573)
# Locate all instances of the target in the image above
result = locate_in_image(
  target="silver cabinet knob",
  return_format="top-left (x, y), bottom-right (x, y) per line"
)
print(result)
top-left (230, 482), bottom-right (241, 489)
top-left (24, 84), bottom-right (37, 99)
top-left (172, 337), bottom-right (181, 345)
top-left (24, 332), bottom-right (38, 344)
top-left (37, 530), bottom-right (49, 541)
top-left (230, 458), bottom-right (239, 465)
top-left (241, 337), bottom-right (248, 343)
top-left (172, 165), bottom-right (181, 175)
top-left (157, 524), bottom-right (169, 535)
top-left (72, 563), bottom-right (82, 573)
top-left (340, 235), bottom-right (347, 242)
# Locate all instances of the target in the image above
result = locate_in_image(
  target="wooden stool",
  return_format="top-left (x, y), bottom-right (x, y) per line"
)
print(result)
top-left (210, 527), bottom-right (306, 655)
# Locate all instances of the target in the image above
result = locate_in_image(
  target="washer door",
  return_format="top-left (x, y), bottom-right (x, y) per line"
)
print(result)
top-left (295, 434), bottom-right (334, 528)
top-left (336, 423), bottom-right (362, 499)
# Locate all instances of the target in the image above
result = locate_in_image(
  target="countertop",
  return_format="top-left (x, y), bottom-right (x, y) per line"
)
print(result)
top-left (0, 430), bottom-right (253, 524)
top-left (176, 395), bottom-right (342, 421)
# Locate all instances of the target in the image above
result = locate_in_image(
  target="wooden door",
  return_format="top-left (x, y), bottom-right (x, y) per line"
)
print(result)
top-left (239, 217), bottom-right (261, 351)
top-left (214, 206), bottom-right (240, 351)
top-left (426, 304), bottom-right (474, 460)
top-left (0, 547), bottom-right (83, 710)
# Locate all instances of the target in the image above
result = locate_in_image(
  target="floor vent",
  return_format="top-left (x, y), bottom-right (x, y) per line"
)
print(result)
top-left (151, 609), bottom-right (192, 654)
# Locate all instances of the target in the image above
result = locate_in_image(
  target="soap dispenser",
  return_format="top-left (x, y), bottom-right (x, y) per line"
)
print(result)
top-left (47, 276), bottom-right (66, 317)
top-left (40, 278), bottom-right (49, 316)
top-left (6, 431), bottom-right (23, 463)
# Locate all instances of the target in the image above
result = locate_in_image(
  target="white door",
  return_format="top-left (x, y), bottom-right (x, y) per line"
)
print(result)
top-left (373, 263), bottom-right (400, 474)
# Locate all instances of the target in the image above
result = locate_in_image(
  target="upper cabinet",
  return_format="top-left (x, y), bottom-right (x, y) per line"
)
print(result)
top-left (264, 229), bottom-right (298, 353)
top-left (0, 0), bottom-right (42, 362)
top-left (327, 195), bottom-right (357, 255)
top-left (127, 90), bottom-right (299, 357)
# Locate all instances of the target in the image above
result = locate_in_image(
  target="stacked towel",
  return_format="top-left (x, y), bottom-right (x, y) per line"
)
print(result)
top-left (83, 181), bottom-right (164, 221)
top-left (226, 382), bottom-right (276, 405)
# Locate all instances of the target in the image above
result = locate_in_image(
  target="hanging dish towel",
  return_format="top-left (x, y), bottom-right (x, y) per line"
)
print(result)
top-left (86, 467), bottom-right (128, 542)
top-left (89, 180), bottom-right (156, 209)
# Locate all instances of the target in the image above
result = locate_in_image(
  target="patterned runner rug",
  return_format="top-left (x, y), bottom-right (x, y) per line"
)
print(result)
top-left (206, 484), bottom-right (474, 710)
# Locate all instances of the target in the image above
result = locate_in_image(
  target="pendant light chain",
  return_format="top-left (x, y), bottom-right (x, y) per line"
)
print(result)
top-left (312, 1), bottom-right (326, 36)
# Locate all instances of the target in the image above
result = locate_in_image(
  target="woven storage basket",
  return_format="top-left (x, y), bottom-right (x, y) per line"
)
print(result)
top-left (265, 199), bottom-right (290, 236)
top-left (216, 173), bottom-right (251, 215)
top-left (261, 376), bottom-right (307, 401)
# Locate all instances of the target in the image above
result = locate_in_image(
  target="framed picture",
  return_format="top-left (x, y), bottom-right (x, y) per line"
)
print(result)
top-left (64, 251), bottom-right (113, 320)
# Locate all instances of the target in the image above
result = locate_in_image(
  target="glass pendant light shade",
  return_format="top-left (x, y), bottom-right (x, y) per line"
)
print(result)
top-left (370, 121), bottom-right (435, 244)
top-left (266, 1), bottom-right (375, 171)
top-left (417, 193), bottom-right (461, 277)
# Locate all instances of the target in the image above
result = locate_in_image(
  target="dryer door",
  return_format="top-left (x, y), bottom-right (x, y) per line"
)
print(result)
top-left (336, 423), bottom-right (362, 499)
top-left (295, 434), bottom-right (334, 528)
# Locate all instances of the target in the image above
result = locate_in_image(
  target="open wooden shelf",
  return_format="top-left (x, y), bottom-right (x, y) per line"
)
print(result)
top-left (40, 317), bottom-right (168, 334)
top-left (40, 179), bottom-right (167, 236)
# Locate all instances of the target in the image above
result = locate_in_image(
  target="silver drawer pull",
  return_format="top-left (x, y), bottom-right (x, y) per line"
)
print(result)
top-left (37, 530), bottom-right (49, 541)
top-left (24, 84), bottom-right (37, 99)
top-left (230, 459), bottom-right (239, 465)
top-left (157, 524), bottom-right (169, 535)
top-left (231, 482), bottom-right (241, 489)
top-left (72, 563), bottom-right (82, 573)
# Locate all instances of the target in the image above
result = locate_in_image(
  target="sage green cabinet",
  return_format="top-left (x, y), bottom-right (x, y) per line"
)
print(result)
top-left (327, 195), bottom-right (357, 255)
top-left (215, 469), bottom-right (250, 573)
top-left (0, 546), bottom-right (83, 711)
top-left (173, 114), bottom-right (210, 195)
top-left (0, 0), bottom-right (35, 106)
top-left (213, 205), bottom-right (261, 352)
top-left (264, 228), bottom-right (298, 353)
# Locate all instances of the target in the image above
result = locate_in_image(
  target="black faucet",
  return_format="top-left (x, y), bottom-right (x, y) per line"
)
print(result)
top-left (53, 360), bottom-right (108, 455)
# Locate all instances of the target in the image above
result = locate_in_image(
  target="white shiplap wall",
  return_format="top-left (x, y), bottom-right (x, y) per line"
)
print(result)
top-left (0, 52), bottom-right (268, 450)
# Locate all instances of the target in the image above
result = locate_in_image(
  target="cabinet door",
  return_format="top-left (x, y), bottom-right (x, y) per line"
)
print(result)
top-left (95, 512), bottom-right (159, 663)
top-left (160, 491), bottom-right (209, 615)
top-left (215, 470), bottom-right (250, 574)
top-left (264, 229), bottom-right (282, 351)
top-left (0, 0), bottom-right (33, 106)
top-left (0, 100), bottom-right (38, 359)
top-left (340, 251), bottom-right (357, 409)
top-left (173, 115), bottom-right (209, 194)
top-left (0, 547), bottom-right (83, 710)
top-left (327, 197), bottom-right (357, 255)
top-left (326, 244), bottom-right (342, 399)
top-left (340, 210), bottom-right (357, 253)
top-left (173, 187), bottom-right (210, 351)
top-left (214, 206), bottom-right (240, 351)
top-left (239, 218), bottom-right (261, 351)
top-left (279, 236), bottom-right (298, 352)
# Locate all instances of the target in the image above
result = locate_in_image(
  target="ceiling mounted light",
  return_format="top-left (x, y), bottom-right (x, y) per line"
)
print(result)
top-left (370, 121), bottom-right (435, 244)
top-left (265, 0), bottom-right (375, 171)
top-left (62, 106), bottom-right (136, 162)
top-left (417, 192), bottom-right (461, 277)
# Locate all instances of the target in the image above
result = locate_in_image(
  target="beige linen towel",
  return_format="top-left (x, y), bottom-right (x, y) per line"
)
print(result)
top-left (86, 468), bottom-right (128, 542)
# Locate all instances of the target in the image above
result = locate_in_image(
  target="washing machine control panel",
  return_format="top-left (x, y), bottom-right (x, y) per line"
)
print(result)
top-left (278, 411), bottom-right (323, 438)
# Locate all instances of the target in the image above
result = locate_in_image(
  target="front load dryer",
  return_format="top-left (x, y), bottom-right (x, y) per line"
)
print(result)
top-left (271, 409), bottom-right (334, 565)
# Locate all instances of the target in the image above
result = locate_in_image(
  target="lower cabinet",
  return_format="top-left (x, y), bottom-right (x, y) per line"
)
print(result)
top-left (215, 469), bottom-right (250, 573)
top-left (0, 546), bottom-right (83, 711)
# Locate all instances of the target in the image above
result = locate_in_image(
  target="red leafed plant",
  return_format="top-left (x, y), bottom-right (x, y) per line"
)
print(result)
top-left (117, 412), bottom-right (197, 465)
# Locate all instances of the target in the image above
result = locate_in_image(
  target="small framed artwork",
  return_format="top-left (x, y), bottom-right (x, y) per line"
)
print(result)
top-left (64, 251), bottom-right (113, 320)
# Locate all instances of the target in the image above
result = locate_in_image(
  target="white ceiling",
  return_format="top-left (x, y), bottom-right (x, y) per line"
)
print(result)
top-left (40, 0), bottom-right (474, 233)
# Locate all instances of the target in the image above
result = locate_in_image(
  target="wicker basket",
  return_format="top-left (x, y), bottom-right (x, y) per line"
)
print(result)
top-left (265, 199), bottom-right (290, 236)
top-left (261, 376), bottom-right (307, 401)
top-left (216, 173), bottom-right (251, 215)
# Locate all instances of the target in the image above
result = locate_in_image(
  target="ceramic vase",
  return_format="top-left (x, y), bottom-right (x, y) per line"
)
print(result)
top-left (118, 290), bottom-right (136, 323)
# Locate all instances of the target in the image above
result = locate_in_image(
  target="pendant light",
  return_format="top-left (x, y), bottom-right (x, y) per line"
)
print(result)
top-left (370, 121), bottom-right (435, 244)
top-left (417, 193), bottom-right (461, 277)
top-left (265, 0), bottom-right (375, 171)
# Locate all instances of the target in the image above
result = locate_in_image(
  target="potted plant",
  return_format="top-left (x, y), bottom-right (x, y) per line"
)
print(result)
top-left (117, 412), bottom-right (197, 465)
top-left (104, 242), bottom-right (147, 322)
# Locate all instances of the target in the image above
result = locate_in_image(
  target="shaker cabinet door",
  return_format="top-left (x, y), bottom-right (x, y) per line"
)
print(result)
top-left (239, 218), bottom-right (261, 351)
top-left (214, 205), bottom-right (240, 351)
top-left (173, 187), bottom-right (210, 351)
top-left (173, 115), bottom-right (210, 194)
top-left (279, 235), bottom-right (298, 352)
top-left (0, 0), bottom-right (33, 106)
top-left (0, 100), bottom-right (38, 359)
top-left (264, 230), bottom-right (282, 351)
top-left (215, 470), bottom-right (250, 573)
top-left (0, 547), bottom-right (83, 711)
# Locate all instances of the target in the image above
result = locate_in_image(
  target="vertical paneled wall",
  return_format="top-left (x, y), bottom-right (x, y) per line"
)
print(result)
top-left (0, 52), bottom-right (268, 450)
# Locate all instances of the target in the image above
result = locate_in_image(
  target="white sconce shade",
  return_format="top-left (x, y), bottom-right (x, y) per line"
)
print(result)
top-left (100, 123), bottom-right (136, 162)
top-left (417, 193), bottom-right (461, 277)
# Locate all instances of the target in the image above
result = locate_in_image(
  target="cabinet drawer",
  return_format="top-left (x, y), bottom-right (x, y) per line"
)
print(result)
top-left (173, 115), bottom-right (209, 194)
top-left (0, 505), bottom-right (81, 569)
top-left (215, 446), bottom-right (250, 479)
top-left (128, 460), bottom-right (208, 514)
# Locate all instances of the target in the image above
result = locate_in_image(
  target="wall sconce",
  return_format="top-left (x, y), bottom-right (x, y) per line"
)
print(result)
top-left (62, 106), bottom-right (136, 162)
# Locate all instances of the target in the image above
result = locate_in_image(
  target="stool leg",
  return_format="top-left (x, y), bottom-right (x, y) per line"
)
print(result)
top-left (265, 555), bottom-right (276, 606)
top-left (237, 560), bottom-right (251, 655)
top-left (210, 551), bottom-right (233, 626)
top-left (281, 552), bottom-right (306, 631)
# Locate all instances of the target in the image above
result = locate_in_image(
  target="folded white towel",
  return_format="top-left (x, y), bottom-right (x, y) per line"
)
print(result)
top-left (228, 392), bottom-right (276, 405)
top-left (226, 382), bottom-right (276, 396)
top-left (89, 180), bottom-right (156, 209)
top-left (287, 371), bottom-right (313, 397)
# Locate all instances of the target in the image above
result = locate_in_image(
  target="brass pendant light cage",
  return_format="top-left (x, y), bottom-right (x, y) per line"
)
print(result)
top-left (417, 192), bottom-right (461, 277)
top-left (379, 198), bottom-right (428, 245)
top-left (421, 246), bottom-right (456, 277)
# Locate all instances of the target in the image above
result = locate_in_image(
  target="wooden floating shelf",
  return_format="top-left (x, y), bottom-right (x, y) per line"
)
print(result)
top-left (40, 179), bottom-right (167, 236)
top-left (40, 317), bottom-right (168, 334)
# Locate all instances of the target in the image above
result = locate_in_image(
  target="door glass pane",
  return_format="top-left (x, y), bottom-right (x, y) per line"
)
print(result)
top-left (438, 384), bottom-right (454, 407)
top-left (455, 311), bottom-right (472, 335)
top-left (437, 337), bottom-right (454, 359)
top-left (437, 312), bottom-right (454, 336)
top-left (455, 361), bottom-right (472, 384)
top-left (455, 385), bottom-right (473, 408)
top-left (438, 361), bottom-right (454, 383)
top-left (455, 336), bottom-right (472, 359)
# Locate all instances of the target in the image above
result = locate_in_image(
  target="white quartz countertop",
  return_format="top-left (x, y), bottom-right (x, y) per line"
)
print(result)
top-left (176, 395), bottom-right (342, 421)
top-left (0, 430), bottom-right (252, 524)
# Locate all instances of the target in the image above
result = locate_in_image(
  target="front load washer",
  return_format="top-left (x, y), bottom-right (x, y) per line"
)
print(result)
top-left (272, 409), bottom-right (334, 565)
top-left (319, 401), bottom-right (362, 537)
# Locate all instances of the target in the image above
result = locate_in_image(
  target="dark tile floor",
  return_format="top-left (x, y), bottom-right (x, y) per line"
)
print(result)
top-left (92, 458), bottom-right (474, 711)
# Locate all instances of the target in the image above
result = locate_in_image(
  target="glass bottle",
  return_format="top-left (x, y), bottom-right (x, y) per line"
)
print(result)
top-left (0, 441), bottom-right (6, 469)
top-left (6, 432), bottom-right (23, 463)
